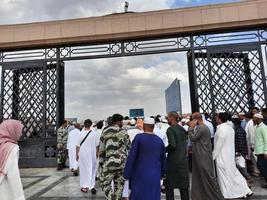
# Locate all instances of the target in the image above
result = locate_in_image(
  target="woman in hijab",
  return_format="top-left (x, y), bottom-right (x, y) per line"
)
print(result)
top-left (0, 119), bottom-right (25, 200)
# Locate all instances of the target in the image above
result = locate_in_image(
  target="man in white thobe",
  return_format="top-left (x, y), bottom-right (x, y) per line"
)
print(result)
top-left (245, 113), bottom-right (261, 176)
top-left (202, 115), bottom-right (215, 148)
top-left (94, 120), bottom-right (104, 179)
top-left (122, 119), bottom-right (143, 199)
top-left (76, 119), bottom-right (99, 195)
top-left (154, 116), bottom-right (168, 146)
top-left (67, 123), bottom-right (80, 175)
top-left (213, 112), bottom-right (252, 199)
top-left (127, 119), bottom-right (144, 141)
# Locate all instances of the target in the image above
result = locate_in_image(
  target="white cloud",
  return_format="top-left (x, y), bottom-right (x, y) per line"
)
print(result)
top-left (0, 0), bottom-right (174, 24)
top-left (65, 52), bottom-right (191, 121)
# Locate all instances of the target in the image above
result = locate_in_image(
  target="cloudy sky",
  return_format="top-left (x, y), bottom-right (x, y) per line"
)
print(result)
top-left (0, 0), bottom-right (240, 121)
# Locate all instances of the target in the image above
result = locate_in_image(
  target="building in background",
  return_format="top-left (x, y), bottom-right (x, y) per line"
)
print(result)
top-left (165, 78), bottom-right (182, 114)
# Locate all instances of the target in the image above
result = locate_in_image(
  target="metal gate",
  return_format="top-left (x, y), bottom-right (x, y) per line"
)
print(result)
top-left (188, 44), bottom-right (267, 114)
top-left (0, 61), bottom-right (64, 167)
top-left (0, 28), bottom-right (267, 167)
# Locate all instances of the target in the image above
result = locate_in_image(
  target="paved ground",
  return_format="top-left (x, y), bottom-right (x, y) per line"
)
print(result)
top-left (21, 168), bottom-right (267, 200)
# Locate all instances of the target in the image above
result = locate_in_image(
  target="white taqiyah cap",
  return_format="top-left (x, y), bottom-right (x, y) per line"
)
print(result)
top-left (253, 113), bottom-right (264, 119)
top-left (239, 112), bottom-right (245, 116)
top-left (130, 119), bottom-right (136, 125)
top-left (160, 116), bottom-right (168, 123)
top-left (144, 117), bottom-right (155, 125)
top-left (216, 110), bottom-right (225, 114)
top-left (232, 115), bottom-right (239, 119)
top-left (185, 118), bottom-right (190, 123)
top-left (181, 118), bottom-right (186, 122)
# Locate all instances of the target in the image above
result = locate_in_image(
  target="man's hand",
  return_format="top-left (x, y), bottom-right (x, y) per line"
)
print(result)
top-left (264, 154), bottom-right (267, 160)
top-left (188, 119), bottom-right (197, 128)
top-left (76, 155), bottom-right (79, 161)
top-left (57, 143), bottom-right (63, 150)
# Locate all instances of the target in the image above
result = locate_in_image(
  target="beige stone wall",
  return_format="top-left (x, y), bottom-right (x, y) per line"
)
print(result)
top-left (0, 0), bottom-right (267, 49)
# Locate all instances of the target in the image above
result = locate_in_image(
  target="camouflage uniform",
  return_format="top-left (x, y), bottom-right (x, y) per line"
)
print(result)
top-left (99, 125), bottom-right (131, 200)
top-left (57, 126), bottom-right (68, 168)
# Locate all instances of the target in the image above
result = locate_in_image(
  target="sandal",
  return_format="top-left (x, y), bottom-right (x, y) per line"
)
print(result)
top-left (81, 188), bottom-right (88, 193)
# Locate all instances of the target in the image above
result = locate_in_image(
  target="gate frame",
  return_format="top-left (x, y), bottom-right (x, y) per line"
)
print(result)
top-left (0, 27), bottom-right (267, 167)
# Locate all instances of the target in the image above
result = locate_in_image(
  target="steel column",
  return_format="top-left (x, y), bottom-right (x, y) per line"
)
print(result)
top-left (187, 50), bottom-right (199, 113)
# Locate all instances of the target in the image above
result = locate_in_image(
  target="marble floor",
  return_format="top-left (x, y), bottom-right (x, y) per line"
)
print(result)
top-left (20, 168), bottom-right (267, 200)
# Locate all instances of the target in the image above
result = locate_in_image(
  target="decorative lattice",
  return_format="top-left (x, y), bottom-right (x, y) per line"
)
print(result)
top-left (194, 50), bottom-right (213, 114)
top-left (194, 47), bottom-right (267, 114)
top-left (46, 63), bottom-right (57, 137)
top-left (1, 62), bottom-right (58, 138)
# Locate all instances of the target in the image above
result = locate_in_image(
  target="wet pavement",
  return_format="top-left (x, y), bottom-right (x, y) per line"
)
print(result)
top-left (20, 168), bottom-right (267, 200)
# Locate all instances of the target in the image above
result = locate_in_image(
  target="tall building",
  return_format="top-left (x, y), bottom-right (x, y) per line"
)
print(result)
top-left (165, 78), bottom-right (182, 114)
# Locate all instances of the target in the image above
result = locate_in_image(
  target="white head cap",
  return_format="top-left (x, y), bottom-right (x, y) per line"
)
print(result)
top-left (238, 112), bottom-right (245, 116)
top-left (160, 116), bottom-right (167, 123)
top-left (184, 118), bottom-right (190, 123)
top-left (232, 115), bottom-right (239, 119)
top-left (216, 110), bottom-right (225, 114)
top-left (130, 119), bottom-right (136, 125)
top-left (253, 113), bottom-right (264, 119)
top-left (144, 117), bottom-right (155, 125)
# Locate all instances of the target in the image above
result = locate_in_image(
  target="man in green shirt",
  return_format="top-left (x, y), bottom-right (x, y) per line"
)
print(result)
top-left (253, 113), bottom-right (267, 188)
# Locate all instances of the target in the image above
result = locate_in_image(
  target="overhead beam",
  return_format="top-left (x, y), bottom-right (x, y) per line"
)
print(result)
top-left (0, 0), bottom-right (267, 50)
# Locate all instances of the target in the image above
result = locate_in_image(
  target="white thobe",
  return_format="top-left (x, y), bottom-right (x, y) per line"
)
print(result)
top-left (245, 119), bottom-right (256, 150)
top-left (213, 123), bottom-right (252, 199)
top-left (77, 129), bottom-right (100, 189)
top-left (95, 128), bottom-right (102, 178)
top-left (161, 123), bottom-right (169, 141)
top-left (127, 127), bottom-right (143, 142)
top-left (67, 128), bottom-right (80, 170)
top-left (122, 127), bottom-right (143, 197)
top-left (153, 123), bottom-right (168, 146)
top-left (204, 119), bottom-right (215, 138)
top-left (0, 145), bottom-right (25, 200)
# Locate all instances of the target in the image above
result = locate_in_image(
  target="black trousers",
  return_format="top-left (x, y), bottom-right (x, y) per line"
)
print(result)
top-left (166, 188), bottom-right (189, 200)
top-left (257, 154), bottom-right (267, 182)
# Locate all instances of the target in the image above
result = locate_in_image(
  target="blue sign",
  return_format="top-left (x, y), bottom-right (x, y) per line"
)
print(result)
top-left (129, 108), bottom-right (144, 118)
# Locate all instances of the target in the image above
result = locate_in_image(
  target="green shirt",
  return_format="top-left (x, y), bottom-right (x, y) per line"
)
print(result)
top-left (255, 122), bottom-right (267, 155)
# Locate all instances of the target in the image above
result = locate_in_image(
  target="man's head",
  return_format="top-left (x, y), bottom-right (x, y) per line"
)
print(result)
top-left (253, 113), bottom-right (264, 126)
top-left (245, 112), bottom-right (253, 120)
top-left (216, 112), bottom-right (228, 125)
top-left (136, 118), bottom-right (144, 130)
top-left (74, 123), bottom-right (81, 130)
top-left (106, 116), bottom-right (112, 126)
top-left (167, 111), bottom-right (179, 126)
top-left (191, 112), bottom-right (203, 124)
top-left (112, 114), bottom-right (124, 128)
top-left (232, 115), bottom-right (241, 127)
top-left (250, 107), bottom-right (260, 114)
top-left (96, 120), bottom-right (104, 129)
top-left (239, 112), bottom-right (246, 120)
top-left (84, 119), bottom-right (92, 129)
top-left (262, 108), bottom-right (267, 119)
top-left (143, 117), bottom-right (155, 133)
top-left (61, 120), bottom-right (68, 128)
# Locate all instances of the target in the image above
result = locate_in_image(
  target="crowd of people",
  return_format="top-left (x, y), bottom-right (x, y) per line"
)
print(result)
top-left (0, 107), bottom-right (267, 200)
top-left (55, 106), bottom-right (267, 200)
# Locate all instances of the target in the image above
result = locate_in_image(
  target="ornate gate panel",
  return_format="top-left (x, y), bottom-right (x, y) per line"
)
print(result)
top-left (0, 61), bottom-right (64, 167)
top-left (188, 44), bottom-right (267, 114)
